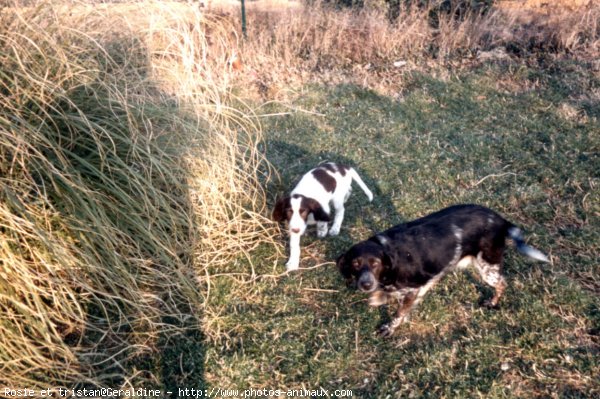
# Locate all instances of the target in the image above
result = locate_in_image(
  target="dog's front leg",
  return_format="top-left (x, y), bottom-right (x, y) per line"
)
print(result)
top-left (378, 289), bottom-right (418, 337)
top-left (286, 234), bottom-right (301, 270)
top-left (328, 204), bottom-right (344, 236)
top-left (316, 221), bottom-right (329, 238)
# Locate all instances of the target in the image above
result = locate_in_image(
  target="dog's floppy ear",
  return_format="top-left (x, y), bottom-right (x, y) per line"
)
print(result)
top-left (336, 253), bottom-right (347, 272)
top-left (304, 197), bottom-right (330, 222)
top-left (272, 197), bottom-right (289, 222)
top-left (382, 252), bottom-right (393, 269)
top-left (336, 251), bottom-right (354, 284)
top-left (369, 236), bottom-right (393, 270)
top-left (380, 251), bottom-right (397, 284)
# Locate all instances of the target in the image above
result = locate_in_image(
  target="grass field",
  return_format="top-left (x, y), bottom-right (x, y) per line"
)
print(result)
top-left (1, 0), bottom-right (598, 397)
top-left (193, 61), bottom-right (599, 397)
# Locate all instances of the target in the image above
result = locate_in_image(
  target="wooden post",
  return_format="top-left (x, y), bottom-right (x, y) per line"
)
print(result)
top-left (241, 0), bottom-right (247, 38)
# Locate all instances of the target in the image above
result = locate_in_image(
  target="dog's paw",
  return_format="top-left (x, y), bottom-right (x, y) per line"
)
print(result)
top-left (285, 260), bottom-right (299, 271)
top-left (481, 298), bottom-right (500, 309)
top-left (328, 227), bottom-right (340, 236)
top-left (377, 324), bottom-right (394, 338)
top-left (316, 229), bottom-right (328, 238)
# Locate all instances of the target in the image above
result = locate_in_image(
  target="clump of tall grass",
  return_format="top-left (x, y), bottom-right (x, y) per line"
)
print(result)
top-left (486, 2), bottom-right (599, 55)
top-left (218, 0), bottom-right (598, 91)
top-left (1, 0), bottom-right (275, 390)
top-left (143, 2), bottom-right (279, 273)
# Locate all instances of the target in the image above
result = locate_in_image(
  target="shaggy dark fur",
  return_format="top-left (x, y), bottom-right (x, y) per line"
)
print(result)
top-left (337, 204), bottom-right (549, 337)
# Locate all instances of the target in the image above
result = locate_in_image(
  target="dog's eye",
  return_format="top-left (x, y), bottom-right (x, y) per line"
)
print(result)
top-left (351, 260), bottom-right (360, 269)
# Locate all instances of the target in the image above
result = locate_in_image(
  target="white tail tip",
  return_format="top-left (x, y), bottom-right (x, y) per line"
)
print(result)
top-left (520, 245), bottom-right (550, 263)
top-left (509, 227), bottom-right (549, 262)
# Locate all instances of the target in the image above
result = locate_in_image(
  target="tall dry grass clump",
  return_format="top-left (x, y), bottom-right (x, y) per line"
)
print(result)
top-left (485, 3), bottom-right (599, 55)
top-left (242, 5), bottom-right (432, 72)
top-left (1, 0), bottom-right (275, 390)
top-left (220, 1), bottom-right (598, 91)
top-left (144, 5), bottom-right (278, 274)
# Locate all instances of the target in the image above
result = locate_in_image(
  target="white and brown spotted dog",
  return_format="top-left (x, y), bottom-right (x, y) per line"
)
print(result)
top-left (337, 204), bottom-right (549, 337)
top-left (273, 162), bottom-right (373, 271)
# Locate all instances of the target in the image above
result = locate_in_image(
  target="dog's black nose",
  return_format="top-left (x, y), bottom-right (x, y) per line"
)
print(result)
top-left (360, 280), bottom-right (374, 290)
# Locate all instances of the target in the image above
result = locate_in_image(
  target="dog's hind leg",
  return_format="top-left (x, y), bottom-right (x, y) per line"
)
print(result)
top-left (475, 252), bottom-right (506, 307)
top-left (329, 183), bottom-right (350, 236)
top-left (328, 202), bottom-right (345, 236)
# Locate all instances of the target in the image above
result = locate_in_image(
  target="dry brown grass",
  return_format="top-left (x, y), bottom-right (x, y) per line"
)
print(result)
top-left (1, 0), bottom-right (277, 390)
top-left (201, 0), bottom-right (599, 95)
top-left (499, 0), bottom-right (593, 10)
top-left (2, 0), bottom-right (597, 392)
top-left (142, 1), bottom-right (280, 275)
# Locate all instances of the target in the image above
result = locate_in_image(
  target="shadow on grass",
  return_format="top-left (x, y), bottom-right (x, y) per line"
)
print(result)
top-left (29, 32), bottom-right (210, 393)
top-left (158, 315), bottom-right (207, 396)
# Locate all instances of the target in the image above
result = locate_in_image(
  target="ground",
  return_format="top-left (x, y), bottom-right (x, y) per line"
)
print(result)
top-left (189, 61), bottom-right (599, 397)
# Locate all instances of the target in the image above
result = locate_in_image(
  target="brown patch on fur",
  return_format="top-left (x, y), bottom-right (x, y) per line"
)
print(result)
top-left (395, 290), bottom-right (418, 319)
top-left (320, 162), bottom-right (349, 176)
top-left (272, 197), bottom-right (289, 222)
top-left (312, 168), bottom-right (336, 192)
top-left (337, 164), bottom-right (349, 176)
top-left (299, 195), bottom-right (330, 221)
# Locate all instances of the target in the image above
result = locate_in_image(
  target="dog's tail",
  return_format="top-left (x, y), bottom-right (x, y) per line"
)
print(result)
top-left (348, 167), bottom-right (373, 202)
top-left (508, 227), bottom-right (549, 262)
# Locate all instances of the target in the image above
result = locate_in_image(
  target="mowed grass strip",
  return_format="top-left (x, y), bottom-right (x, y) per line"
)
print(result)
top-left (201, 62), bottom-right (599, 397)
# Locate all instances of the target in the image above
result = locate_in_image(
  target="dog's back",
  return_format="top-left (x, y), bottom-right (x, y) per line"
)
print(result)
top-left (380, 204), bottom-right (546, 264)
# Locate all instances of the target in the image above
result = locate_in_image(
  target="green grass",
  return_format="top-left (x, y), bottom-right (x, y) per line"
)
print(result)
top-left (3, 2), bottom-right (598, 396)
top-left (194, 61), bottom-right (599, 397)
